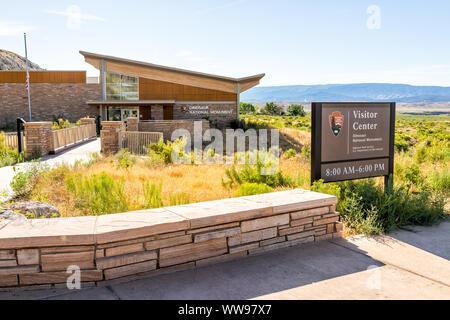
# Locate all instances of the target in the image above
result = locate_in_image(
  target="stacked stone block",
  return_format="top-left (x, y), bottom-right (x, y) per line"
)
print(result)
top-left (23, 122), bottom-right (53, 158)
top-left (126, 117), bottom-right (139, 132)
top-left (0, 189), bottom-right (341, 289)
top-left (100, 121), bottom-right (125, 154)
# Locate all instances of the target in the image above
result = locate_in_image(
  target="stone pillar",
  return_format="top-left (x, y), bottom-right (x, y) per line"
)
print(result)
top-left (126, 117), bottom-right (139, 132)
top-left (100, 121), bottom-right (124, 154)
top-left (23, 122), bottom-right (53, 158)
top-left (80, 117), bottom-right (96, 126)
top-left (152, 105), bottom-right (164, 120)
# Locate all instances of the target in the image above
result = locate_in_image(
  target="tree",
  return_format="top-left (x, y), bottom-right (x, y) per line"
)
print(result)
top-left (261, 102), bottom-right (282, 115)
top-left (287, 104), bottom-right (306, 117)
top-left (239, 102), bottom-right (256, 114)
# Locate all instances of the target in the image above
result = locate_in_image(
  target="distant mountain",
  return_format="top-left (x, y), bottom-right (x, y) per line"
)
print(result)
top-left (241, 83), bottom-right (450, 103)
top-left (0, 49), bottom-right (43, 70)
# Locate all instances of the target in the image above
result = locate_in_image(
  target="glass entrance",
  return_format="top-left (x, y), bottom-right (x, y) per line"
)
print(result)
top-left (107, 106), bottom-right (139, 121)
top-left (121, 108), bottom-right (139, 121)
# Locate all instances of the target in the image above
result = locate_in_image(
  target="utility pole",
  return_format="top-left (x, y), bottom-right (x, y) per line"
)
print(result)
top-left (24, 33), bottom-right (32, 121)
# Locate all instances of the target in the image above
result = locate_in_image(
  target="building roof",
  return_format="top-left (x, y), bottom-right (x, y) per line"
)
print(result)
top-left (80, 51), bottom-right (264, 94)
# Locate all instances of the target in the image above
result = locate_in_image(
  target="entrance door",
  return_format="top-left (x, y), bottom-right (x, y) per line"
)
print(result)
top-left (121, 108), bottom-right (139, 121)
top-left (139, 106), bottom-right (151, 120)
top-left (163, 106), bottom-right (173, 120)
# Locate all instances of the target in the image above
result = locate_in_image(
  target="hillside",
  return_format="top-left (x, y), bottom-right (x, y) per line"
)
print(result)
top-left (241, 83), bottom-right (450, 103)
top-left (0, 49), bottom-right (43, 70)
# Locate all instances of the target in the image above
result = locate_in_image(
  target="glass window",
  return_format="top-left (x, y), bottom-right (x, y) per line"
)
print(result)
top-left (106, 73), bottom-right (121, 84)
top-left (106, 72), bottom-right (139, 101)
top-left (107, 107), bottom-right (122, 121)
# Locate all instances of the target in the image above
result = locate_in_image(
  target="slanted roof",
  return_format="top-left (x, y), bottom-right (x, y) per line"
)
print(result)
top-left (80, 51), bottom-right (264, 94)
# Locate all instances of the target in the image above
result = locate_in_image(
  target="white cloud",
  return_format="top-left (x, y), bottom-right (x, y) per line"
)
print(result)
top-left (45, 5), bottom-right (105, 30)
top-left (0, 21), bottom-right (36, 36)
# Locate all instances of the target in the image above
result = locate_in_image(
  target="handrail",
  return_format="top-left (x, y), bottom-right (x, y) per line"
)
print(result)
top-left (51, 124), bottom-right (96, 153)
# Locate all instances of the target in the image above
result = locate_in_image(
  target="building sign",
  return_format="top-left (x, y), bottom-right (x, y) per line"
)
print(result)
top-left (311, 102), bottom-right (395, 183)
top-left (188, 106), bottom-right (209, 115)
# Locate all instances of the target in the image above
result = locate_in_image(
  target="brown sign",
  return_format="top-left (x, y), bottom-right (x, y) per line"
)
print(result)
top-left (312, 102), bottom-right (395, 183)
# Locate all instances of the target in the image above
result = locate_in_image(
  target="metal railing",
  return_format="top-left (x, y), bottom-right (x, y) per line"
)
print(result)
top-left (51, 124), bottom-right (97, 153)
top-left (119, 131), bottom-right (163, 155)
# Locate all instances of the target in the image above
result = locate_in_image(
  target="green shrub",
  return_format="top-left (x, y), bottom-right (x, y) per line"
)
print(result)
top-left (235, 183), bottom-right (273, 197)
top-left (283, 148), bottom-right (297, 159)
top-left (223, 151), bottom-right (293, 189)
top-left (142, 181), bottom-right (163, 209)
top-left (337, 179), bottom-right (445, 235)
top-left (311, 180), bottom-right (341, 199)
top-left (148, 138), bottom-right (187, 164)
top-left (115, 149), bottom-right (136, 169)
top-left (169, 192), bottom-right (191, 206)
top-left (430, 169), bottom-right (450, 196)
top-left (287, 104), bottom-right (306, 117)
top-left (10, 160), bottom-right (49, 199)
top-left (239, 102), bottom-right (256, 115)
top-left (52, 117), bottom-right (71, 130)
top-left (260, 102), bottom-right (282, 115)
top-left (66, 172), bottom-right (128, 215)
top-left (0, 133), bottom-right (25, 168)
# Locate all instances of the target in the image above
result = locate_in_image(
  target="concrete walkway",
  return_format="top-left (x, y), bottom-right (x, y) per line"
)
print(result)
top-left (0, 139), bottom-right (100, 198)
top-left (1, 220), bottom-right (449, 300)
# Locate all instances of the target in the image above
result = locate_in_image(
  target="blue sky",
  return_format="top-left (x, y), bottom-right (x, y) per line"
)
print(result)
top-left (1, 0), bottom-right (449, 86)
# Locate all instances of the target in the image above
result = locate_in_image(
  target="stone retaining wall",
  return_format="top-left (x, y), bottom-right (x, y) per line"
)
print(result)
top-left (0, 189), bottom-right (340, 289)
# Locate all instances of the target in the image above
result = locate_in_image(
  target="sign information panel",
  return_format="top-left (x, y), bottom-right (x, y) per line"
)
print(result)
top-left (311, 102), bottom-right (395, 183)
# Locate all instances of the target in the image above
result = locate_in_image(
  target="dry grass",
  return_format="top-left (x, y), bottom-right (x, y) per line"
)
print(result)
top-left (31, 152), bottom-right (310, 217)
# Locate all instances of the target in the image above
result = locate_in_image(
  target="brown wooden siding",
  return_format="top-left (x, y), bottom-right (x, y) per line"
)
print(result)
top-left (0, 71), bottom-right (86, 83)
top-left (139, 78), bottom-right (237, 102)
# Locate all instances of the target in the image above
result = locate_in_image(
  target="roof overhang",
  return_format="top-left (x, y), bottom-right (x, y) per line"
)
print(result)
top-left (87, 100), bottom-right (175, 106)
top-left (80, 51), bottom-right (264, 94)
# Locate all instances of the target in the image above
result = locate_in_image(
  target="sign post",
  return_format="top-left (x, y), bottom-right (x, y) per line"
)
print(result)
top-left (311, 102), bottom-right (395, 186)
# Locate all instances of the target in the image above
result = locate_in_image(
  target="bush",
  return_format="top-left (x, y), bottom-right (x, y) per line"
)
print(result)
top-left (148, 138), bottom-right (187, 164)
top-left (337, 179), bottom-right (445, 235)
top-left (10, 160), bottom-right (49, 199)
top-left (239, 102), bottom-right (256, 115)
top-left (283, 149), bottom-right (297, 159)
top-left (430, 168), bottom-right (450, 196)
top-left (235, 183), bottom-right (273, 197)
top-left (66, 172), bottom-right (128, 215)
top-left (115, 149), bottom-right (136, 169)
top-left (261, 102), bottom-right (282, 115)
top-left (311, 180), bottom-right (341, 199)
top-left (0, 133), bottom-right (24, 168)
top-left (52, 117), bottom-right (71, 130)
top-left (142, 181), bottom-right (163, 209)
top-left (223, 151), bottom-right (293, 189)
top-left (287, 104), bottom-right (306, 117)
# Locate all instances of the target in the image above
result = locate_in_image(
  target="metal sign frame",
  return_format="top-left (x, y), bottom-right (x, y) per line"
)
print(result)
top-left (311, 102), bottom-right (395, 185)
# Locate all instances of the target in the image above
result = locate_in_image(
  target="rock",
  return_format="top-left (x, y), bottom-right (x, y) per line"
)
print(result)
top-left (7, 201), bottom-right (60, 219)
top-left (0, 209), bottom-right (27, 227)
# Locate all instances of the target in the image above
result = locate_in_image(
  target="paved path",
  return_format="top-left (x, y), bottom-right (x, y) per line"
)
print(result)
top-left (0, 139), bottom-right (100, 198)
top-left (1, 220), bottom-right (449, 300)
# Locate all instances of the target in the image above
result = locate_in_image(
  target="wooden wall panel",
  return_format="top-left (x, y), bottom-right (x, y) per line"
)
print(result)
top-left (0, 71), bottom-right (86, 83)
top-left (139, 78), bottom-right (237, 102)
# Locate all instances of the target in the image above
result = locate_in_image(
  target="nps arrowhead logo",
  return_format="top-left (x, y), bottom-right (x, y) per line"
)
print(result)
top-left (329, 111), bottom-right (344, 136)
